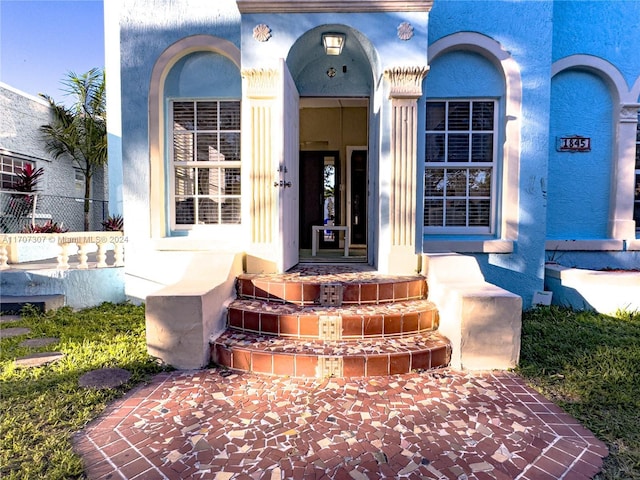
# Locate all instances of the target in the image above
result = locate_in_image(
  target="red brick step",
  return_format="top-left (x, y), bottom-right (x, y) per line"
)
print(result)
top-left (227, 298), bottom-right (439, 339)
top-left (211, 331), bottom-right (451, 378)
top-left (236, 272), bottom-right (426, 305)
top-left (211, 265), bottom-right (451, 378)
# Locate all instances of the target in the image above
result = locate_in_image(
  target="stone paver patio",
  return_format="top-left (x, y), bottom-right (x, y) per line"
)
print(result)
top-left (74, 368), bottom-right (607, 479)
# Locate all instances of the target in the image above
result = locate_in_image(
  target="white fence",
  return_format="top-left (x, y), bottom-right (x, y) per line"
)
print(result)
top-left (0, 231), bottom-right (125, 270)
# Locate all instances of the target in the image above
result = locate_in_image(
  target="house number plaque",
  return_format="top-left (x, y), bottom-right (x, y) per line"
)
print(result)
top-left (557, 135), bottom-right (591, 152)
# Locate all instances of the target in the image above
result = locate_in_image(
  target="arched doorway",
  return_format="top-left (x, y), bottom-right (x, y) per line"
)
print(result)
top-left (287, 26), bottom-right (376, 264)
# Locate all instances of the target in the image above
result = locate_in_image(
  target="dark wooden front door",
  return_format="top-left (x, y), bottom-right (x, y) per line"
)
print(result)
top-left (299, 151), bottom-right (339, 249)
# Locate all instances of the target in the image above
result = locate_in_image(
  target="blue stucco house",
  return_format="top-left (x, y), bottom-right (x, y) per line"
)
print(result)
top-left (103, 0), bottom-right (640, 370)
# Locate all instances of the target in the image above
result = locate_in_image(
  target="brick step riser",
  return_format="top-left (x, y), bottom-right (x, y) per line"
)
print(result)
top-left (214, 271), bottom-right (451, 378)
top-left (212, 344), bottom-right (451, 378)
top-left (236, 278), bottom-right (426, 306)
top-left (227, 307), bottom-right (440, 339)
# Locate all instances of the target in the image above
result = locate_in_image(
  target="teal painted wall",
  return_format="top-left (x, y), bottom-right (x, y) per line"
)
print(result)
top-left (547, 70), bottom-right (612, 239)
top-left (428, 0), bottom-right (554, 305)
top-left (553, 0), bottom-right (640, 89)
top-left (165, 52), bottom-right (242, 98)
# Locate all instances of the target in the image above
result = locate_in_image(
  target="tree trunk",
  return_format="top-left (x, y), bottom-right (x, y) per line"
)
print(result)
top-left (84, 171), bottom-right (92, 231)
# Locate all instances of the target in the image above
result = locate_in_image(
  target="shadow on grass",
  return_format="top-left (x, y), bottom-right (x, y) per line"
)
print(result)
top-left (0, 303), bottom-right (170, 480)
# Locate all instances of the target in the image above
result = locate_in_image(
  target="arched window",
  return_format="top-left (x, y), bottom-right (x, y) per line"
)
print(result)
top-left (426, 33), bottom-right (521, 248)
top-left (149, 35), bottom-right (241, 238)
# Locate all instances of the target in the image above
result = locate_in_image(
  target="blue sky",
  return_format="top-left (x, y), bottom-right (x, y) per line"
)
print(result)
top-left (0, 0), bottom-right (104, 103)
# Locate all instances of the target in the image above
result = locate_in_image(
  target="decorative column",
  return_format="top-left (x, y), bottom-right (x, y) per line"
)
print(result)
top-left (242, 68), bottom-right (280, 272)
top-left (609, 103), bottom-right (640, 239)
top-left (384, 66), bottom-right (429, 274)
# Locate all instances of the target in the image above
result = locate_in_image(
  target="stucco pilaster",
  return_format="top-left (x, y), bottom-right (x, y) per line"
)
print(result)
top-left (242, 68), bottom-right (279, 248)
top-left (610, 103), bottom-right (640, 239)
top-left (242, 67), bottom-right (287, 272)
top-left (383, 66), bottom-right (429, 273)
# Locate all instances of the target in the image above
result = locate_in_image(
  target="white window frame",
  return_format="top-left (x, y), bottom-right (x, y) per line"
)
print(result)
top-left (0, 153), bottom-right (36, 190)
top-left (424, 99), bottom-right (498, 235)
top-left (169, 99), bottom-right (241, 230)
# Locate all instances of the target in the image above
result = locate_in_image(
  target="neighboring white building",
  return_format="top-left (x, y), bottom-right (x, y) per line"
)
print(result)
top-left (0, 83), bottom-right (108, 232)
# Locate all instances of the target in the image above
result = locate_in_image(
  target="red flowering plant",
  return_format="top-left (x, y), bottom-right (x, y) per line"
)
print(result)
top-left (9, 164), bottom-right (45, 219)
top-left (21, 220), bottom-right (68, 234)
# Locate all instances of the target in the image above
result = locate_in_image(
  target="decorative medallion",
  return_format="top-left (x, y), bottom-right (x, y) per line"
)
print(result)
top-left (319, 283), bottom-right (343, 306)
top-left (397, 22), bottom-right (414, 41)
top-left (253, 23), bottom-right (272, 42)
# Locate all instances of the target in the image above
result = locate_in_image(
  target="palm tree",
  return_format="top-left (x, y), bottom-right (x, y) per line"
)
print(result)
top-left (40, 68), bottom-right (107, 231)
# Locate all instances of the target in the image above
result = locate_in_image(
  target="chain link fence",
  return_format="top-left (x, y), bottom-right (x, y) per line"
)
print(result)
top-left (0, 190), bottom-right (108, 233)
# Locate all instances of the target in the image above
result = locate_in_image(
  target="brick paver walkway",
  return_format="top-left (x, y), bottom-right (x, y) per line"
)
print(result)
top-left (74, 368), bottom-right (607, 479)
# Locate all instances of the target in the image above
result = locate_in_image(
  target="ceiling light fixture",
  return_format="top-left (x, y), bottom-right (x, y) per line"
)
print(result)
top-left (322, 33), bottom-right (345, 56)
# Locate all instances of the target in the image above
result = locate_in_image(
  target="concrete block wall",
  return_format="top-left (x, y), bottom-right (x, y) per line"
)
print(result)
top-left (0, 83), bottom-right (108, 209)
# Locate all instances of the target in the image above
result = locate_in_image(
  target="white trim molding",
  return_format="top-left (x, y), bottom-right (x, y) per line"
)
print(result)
top-left (383, 66), bottom-right (429, 272)
top-left (236, 0), bottom-right (433, 13)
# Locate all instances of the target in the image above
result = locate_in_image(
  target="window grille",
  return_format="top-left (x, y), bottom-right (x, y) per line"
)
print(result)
top-left (170, 100), bottom-right (241, 227)
top-left (424, 100), bottom-right (497, 233)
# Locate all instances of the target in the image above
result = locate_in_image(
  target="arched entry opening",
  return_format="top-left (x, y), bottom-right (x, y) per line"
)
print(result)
top-left (287, 25), bottom-right (376, 264)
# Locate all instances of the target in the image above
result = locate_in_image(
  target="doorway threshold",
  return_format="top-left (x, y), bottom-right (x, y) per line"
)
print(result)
top-left (298, 248), bottom-right (367, 264)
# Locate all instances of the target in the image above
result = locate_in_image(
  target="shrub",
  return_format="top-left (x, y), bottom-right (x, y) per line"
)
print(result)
top-left (101, 214), bottom-right (124, 231)
top-left (21, 220), bottom-right (68, 233)
top-left (13, 164), bottom-right (45, 193)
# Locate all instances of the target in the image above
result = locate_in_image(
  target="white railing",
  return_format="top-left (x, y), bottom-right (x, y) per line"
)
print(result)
top-left (0, 231), bottom-right (125, 270)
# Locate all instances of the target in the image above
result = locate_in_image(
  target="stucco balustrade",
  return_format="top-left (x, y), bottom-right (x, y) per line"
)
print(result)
top-left (0, 231), bottom-right (125, 270)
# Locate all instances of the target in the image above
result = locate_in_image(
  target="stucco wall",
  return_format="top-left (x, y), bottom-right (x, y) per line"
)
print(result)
top-left (547, 71), bottom-right (612, 239)
top-left (427, 0), bottom-right (554, 306)
top-left (552, 1), bottom-right (640, 89)
top-left (112, 0), bottom-right (242, 295)
top-left (117, 0), bottom-right (241, 245)
top-left (548, 0), bottom-right (640, 243)
top-left (1, 84), bottom-right (54, 161)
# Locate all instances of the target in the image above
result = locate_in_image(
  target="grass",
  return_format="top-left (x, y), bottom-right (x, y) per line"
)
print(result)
top-left (518, 306), bottom-right (640, 480)
top-left (0, 303), bottom-right (168, 480)
top-left (1, 303), bottom-right (638, 479)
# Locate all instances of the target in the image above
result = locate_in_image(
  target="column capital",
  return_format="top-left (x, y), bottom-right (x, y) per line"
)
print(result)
top-left (384, 65), bottom-right (429, 99)
top-left (620, 103), bottom-right (640, 123)
top-left (242, 68), bottom-right (279, 99)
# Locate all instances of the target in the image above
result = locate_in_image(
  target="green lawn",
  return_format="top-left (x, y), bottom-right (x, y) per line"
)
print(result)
top-left (518, 306), bottom-right (640, 480)
top-left (1, 303), bottom-right (638, 479)
top-left (0, 303), bottom-right (167, 480)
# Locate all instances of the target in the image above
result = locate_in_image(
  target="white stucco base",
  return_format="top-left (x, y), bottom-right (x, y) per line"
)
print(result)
top-left (0, 267), bottom-right (125, 309)
top-left (423, 253), bottom-right (522, 370)
top-left (144, 251), bottom-right (243, 369)
top-left (544, 263), bottom-right (640, 314)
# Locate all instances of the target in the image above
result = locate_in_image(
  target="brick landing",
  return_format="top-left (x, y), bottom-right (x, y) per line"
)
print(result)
top-left (74, 369), bottom-right (607, 480)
